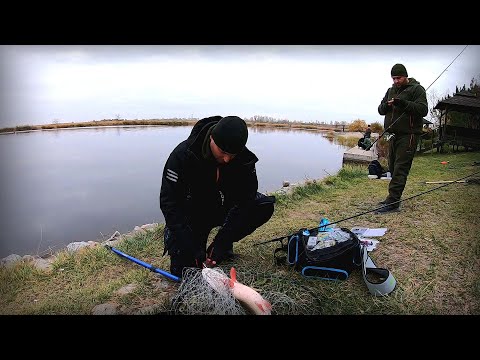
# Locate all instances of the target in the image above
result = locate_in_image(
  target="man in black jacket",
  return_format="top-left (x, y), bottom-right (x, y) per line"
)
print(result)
top-left (376, 63), bottom-right (428, 213)
top-left (160, 115), bottom-right (275, 277)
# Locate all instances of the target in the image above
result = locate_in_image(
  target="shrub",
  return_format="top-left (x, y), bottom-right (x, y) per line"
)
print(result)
top-left (348, 119), bottom-right (368, 132)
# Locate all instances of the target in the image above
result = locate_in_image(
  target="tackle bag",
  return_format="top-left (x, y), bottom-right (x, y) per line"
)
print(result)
top-left (272, 227), bottom-right (397, 295)
top-left (274, 227), bottom-right (362, 281)
top-left (368, 160), bottom-right (385, 179)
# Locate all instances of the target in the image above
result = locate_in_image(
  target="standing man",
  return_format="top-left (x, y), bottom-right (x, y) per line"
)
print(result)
top-left (160, 115), bottom-right (275, 277)
top-left (376, 63), bottom-right (428, 213)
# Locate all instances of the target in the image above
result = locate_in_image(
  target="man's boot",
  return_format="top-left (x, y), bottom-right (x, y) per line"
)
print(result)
top-left (375, 201), bottom-right (400, 214)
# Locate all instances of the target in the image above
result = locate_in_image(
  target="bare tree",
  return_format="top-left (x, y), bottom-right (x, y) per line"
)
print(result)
top-left (427, 89), bottom-right (441, 127)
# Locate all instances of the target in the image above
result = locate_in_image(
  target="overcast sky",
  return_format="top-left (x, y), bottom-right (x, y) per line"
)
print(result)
top-left (1, 45), bottom-right (479, 128)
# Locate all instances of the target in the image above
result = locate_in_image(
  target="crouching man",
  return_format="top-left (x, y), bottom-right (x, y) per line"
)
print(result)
top-left (160, 115), bottom-right (275, 277)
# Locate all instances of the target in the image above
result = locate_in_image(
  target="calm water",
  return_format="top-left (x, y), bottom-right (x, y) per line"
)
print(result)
top-left (0, 125), bottom-right (348, 258)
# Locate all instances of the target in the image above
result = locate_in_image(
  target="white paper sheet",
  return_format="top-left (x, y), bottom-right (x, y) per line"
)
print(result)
top-left (351, 227), bottom-right (387, 237)
top-left (363, 228), bottom-right (387, 237)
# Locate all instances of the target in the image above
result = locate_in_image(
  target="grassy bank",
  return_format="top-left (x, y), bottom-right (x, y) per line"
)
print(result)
top-left (1, 150), bottom-right (479, 315)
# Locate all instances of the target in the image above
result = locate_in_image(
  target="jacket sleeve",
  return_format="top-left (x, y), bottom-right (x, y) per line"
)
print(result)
top-left (378, 89), bottom-right (391, 115)
top-left (160, 146), bottom-right (201, 254)
top-left (230, 163), bottom-right (259, 207)
top-left (403, 85), bottom-right (428, 117)
top-left (159, 147), bottom-right (189, 231)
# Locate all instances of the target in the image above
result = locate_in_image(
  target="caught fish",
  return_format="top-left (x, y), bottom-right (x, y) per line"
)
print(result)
top-left (202, 267), bottom-right (272, 315)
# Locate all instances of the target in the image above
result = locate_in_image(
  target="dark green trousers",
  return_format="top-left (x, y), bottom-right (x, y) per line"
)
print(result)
top-left (387, 133), bottom-right (419, 203)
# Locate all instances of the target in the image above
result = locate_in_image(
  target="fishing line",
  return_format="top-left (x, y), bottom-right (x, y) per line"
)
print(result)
top-left (255, 169), bottom-right (480, 246)
top-left (366, 45), bottom-right (469, 151)
top-left (323, 169), bottom-right (480, 227)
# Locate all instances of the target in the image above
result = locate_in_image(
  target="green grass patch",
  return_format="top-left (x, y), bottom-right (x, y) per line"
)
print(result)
top-left (1, 150), bottom-right (479, 315)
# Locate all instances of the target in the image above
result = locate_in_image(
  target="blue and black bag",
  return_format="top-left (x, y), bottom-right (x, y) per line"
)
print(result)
top-left (274, 227), bottom-right (362, 281)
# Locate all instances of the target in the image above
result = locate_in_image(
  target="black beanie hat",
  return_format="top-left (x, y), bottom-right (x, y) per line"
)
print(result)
top-left (391, 63), bottom-right (408, 77)
top-left (211, 116), bottom-right (248, 154)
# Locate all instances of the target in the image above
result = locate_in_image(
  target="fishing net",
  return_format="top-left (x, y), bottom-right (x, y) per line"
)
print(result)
top-left (168, 265), bottom-right (321, 315)
top-left (107, 244), bottom-right (322, 315)
top-left (170, 267), bottom-right (246, 315)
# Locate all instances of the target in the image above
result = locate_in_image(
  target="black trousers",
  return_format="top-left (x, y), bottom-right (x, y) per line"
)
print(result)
top-left (165, 192), bottom-right (275, 277)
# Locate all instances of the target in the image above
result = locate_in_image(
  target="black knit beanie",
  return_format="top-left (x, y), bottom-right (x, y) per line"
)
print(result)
top-left (211, 116), bottom-right (248, 154)
top-left (391, 63), bottom-right (408, 77)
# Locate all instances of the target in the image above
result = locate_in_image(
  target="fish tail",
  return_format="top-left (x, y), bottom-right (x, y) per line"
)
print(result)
top-left (229, 267), bottom-right (237, 288)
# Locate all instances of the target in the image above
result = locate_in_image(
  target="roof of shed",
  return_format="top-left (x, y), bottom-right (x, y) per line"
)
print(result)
top-left (434, 91), bottom-right (480, 114)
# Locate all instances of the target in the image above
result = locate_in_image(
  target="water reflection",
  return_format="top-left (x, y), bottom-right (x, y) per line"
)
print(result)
top-left (0, 125), bottom-right (349, 258)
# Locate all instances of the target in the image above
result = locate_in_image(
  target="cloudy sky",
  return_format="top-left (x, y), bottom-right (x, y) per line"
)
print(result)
top-left (1, 45), bottom-right (479, 128)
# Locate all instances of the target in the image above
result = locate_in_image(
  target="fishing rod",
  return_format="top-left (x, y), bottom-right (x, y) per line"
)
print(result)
top-left (105, 244), bottom-right (181, 282)
top-left (365, 45), bottom-right (469, 151)
top-left (254, 169), bottom-right (480, 246)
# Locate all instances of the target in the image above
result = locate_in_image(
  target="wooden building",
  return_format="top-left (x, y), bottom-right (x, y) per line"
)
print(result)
top-left (433, 90), bottom-right (480, 151)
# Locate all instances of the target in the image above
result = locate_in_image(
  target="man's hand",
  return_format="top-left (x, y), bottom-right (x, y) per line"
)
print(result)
top-left (194, 249), bottom-right (207, 268)
top-left (393, 98), bottom-right (407, 107)
top-left (203, 258), bottom-right (217, 268)
top-left (194, 249), bottom-right (217, 268)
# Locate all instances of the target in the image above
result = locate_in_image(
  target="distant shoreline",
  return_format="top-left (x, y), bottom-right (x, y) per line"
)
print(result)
top-left (0, 118), bottom-right (352, 135)
top-left (0, 124), bottom-right (182, 135)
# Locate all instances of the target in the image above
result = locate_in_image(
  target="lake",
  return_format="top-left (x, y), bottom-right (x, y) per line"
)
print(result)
top-left (0, 125), bottom-right (349, 258)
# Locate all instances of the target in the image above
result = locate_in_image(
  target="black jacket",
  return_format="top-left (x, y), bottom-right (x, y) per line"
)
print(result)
top-left (159, 116), bottom-right (259, 232)
top-left (378, 77), bottom-right (428, 135)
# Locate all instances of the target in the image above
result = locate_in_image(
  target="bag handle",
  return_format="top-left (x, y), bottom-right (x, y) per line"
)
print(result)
top-left (301, 266), bottom-right (349, 281)
top-left (360, 246), bottom-right (396, 296)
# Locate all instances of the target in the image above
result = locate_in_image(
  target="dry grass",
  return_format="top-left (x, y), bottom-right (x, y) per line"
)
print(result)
top-left (1, 118), bottom-right (354, 134)
top-left (1, 150), bottom-right (479, 315)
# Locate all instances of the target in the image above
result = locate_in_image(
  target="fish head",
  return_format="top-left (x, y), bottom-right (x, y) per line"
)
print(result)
top-left (201, 267), bottom-right (229, 296)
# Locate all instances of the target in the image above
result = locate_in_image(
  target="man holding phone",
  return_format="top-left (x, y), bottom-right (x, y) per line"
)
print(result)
top-left (376, 63), bottom-right (428, 213)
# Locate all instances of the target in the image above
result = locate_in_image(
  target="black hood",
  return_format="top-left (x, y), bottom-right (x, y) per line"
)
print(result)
top-left (186, 116), bottom-right (258, 166)
top-left (187, 116), bottom-right (222, 157)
